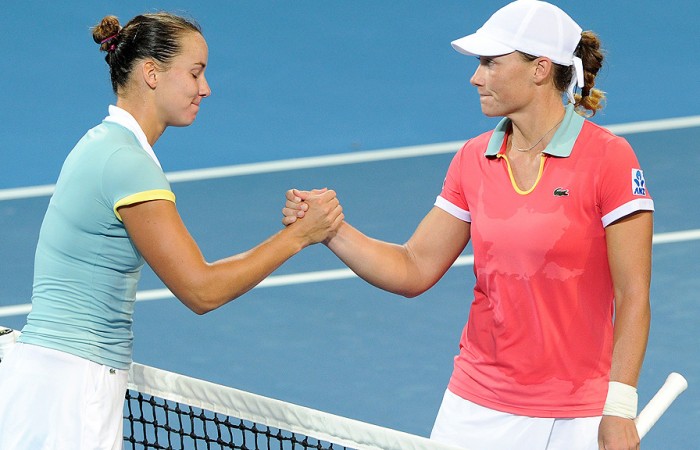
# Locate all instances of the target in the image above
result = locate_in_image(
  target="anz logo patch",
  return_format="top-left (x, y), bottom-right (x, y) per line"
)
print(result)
top-left (632, 169), bottom-right (647, 196)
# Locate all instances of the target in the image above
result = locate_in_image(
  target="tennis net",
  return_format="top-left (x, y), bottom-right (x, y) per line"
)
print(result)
top-left (124, 362), bottom-right (462, 450)
top-left (1, 327), bottom-right (461, 450)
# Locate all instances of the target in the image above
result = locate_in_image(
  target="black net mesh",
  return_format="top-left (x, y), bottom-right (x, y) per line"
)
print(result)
top-left (123, 390), bottom-right (351, 450)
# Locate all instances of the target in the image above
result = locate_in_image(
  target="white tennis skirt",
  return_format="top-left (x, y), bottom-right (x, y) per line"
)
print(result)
top-left (430, 389), bottom-right (601, 450)
top-left (0, 342), bottom-right (128, 450)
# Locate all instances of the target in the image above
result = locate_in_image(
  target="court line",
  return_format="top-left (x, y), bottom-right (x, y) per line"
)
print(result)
top-left (1, 115), bottom-right (699, 201)
top-left (2, 228), bottom-right (699, 318)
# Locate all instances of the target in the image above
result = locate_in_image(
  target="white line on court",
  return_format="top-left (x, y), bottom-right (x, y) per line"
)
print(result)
top-left (1, 115), bottom-right (699, 201)
top-left (1, 229), bottom-right (698, 318)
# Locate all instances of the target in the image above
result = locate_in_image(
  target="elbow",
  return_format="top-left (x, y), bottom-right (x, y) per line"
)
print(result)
top-left (401, 292), bottom-right (420, 299)
top-left (188, 303), bottom-right (214, 315)
top-left (161, 264), bottom-right (244, 315)
top-left (179, 295), bottom-right (216, 315)
top-left (400, 289), bottom-right (426, 299)
top-left (395, 273), bottom-right (436, 298)
top-left (177, 289), bottom-right (234, 315)
top-left (395, 284), bottom-right (430, 299)
top-left (387, 277), bottom-right (434, 299)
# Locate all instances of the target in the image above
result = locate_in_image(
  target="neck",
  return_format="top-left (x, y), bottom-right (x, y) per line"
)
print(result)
top-left (116, 96), bottom-right (165, 147)
top-left (509, 103), bottom-right (566, 154)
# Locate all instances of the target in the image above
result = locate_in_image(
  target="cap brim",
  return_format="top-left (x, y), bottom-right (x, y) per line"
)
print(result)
top-left (451, 33), bottom-right (515, 57)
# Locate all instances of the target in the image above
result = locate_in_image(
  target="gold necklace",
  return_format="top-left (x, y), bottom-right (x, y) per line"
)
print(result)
top-left (512, 118), bottom-right (564, 153)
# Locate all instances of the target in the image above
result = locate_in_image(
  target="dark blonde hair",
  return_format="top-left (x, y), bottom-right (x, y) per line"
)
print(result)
top-left (91, 13), bottom-right (202, 94)
top-left (520, 31), bottom-right (606, 117)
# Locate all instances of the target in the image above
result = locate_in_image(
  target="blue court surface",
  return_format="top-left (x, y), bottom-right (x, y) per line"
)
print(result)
top-left (1, 1), bottom-right (699, 449)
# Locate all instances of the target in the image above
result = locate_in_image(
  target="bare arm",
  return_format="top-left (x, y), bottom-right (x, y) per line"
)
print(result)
top-left (119, 190), bottom-right (343, 314)
top-left (284, 190), bottom-right (470, 297)
top-left (598, 211), bottom-right (653, 450)
top-left (327, 208), bottom-right (470, 297)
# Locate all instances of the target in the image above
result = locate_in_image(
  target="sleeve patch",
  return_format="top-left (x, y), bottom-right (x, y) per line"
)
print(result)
top-left (632, 169), bottom-right (647, 196)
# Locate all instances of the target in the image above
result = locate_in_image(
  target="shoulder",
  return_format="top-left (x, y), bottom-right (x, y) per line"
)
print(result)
top-left (467, 129), bottom-right (496, 148)
top-left (571, 120), bottom-right (638, 166)
top-left (457, 130), bottom-right (496, 157)
top-left (84, 121), bottom-right (141, 146)
top-left (68, 122), bottom-right (147, 165)
top-left (82, 124), bottom-right (168, 195)
top-left (579, 120), bottom-right (633, 150)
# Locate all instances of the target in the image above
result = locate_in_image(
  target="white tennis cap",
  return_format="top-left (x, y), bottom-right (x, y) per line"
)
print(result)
top-left (452, 0), bottom-right (584, 101)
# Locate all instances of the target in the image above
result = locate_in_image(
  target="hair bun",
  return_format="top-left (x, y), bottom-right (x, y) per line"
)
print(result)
top-left (92, 15), bottom-right (122, 52)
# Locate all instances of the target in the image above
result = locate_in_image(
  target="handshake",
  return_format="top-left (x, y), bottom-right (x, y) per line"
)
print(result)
top-left (281, 188), bottom-right (344, 247)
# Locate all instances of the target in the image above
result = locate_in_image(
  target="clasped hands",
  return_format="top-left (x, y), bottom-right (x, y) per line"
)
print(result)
top-left (282, 188), bottom-right (344, 245)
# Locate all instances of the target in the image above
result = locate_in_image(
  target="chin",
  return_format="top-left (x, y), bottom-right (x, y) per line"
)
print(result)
top-left (480, 105), bottom-right (509, 118)
top-left (480, 108), bottom-right (499, 118)
top-left (171, 116), bottom-right (198, 128)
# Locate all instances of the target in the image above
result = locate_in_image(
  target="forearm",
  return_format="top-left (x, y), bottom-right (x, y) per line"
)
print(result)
top-left (326, 222), bottom-right (427, 297)
top-left (121, 197), bottom-right (341, 314)
top-left (598, 212), bottom-right (652, 449)
top-left (598, 292), bottom-right (650, 448)
top-left (609, 291), bottom-right (651, 386)
top-left (177, 227), bottom-right (307, 313)
top-left (606, 211), bottom-right (653, 387)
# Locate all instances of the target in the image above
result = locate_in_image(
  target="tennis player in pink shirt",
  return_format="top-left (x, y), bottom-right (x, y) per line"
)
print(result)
top-left (284, 1), bottom-right (653, 449)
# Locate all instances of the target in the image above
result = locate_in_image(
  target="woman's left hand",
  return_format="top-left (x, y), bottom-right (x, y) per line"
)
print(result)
top-left (598, 416), bottom-right (640, 450)
top-left (282, 188), bottom-right (327, 225)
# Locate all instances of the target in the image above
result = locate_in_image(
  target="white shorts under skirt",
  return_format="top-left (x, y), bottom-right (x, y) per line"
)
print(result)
top-left (0, 343), bottom-right (128, 450)
top-left (430, 389), bottom-right (602, 450)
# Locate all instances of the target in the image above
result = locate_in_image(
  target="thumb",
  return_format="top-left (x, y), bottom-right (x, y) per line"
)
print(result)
top-left (292, 188), bottom-right (309, 201)
top-left (295, 188), bottom-right (327, 200)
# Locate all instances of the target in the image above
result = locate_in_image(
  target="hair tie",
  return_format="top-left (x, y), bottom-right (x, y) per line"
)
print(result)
top-left (100, 33), bottom-right (119, 45)
top-left (566, 56), bottom-right (584, 104)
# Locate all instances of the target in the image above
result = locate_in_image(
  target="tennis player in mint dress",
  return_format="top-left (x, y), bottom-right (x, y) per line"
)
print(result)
top-left (0, 12), bottom-right (343, 450)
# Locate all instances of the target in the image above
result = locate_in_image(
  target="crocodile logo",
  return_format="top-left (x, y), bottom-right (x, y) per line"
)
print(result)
top-left (553, 187), bottom-right (569, 197)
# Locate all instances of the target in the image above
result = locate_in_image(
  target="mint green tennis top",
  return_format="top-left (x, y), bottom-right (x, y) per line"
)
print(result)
top-left (19, 106), bottom-right (175, 369)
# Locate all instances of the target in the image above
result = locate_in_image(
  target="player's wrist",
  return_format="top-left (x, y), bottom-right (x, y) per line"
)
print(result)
top-left (603, 381), bottom-right (638, 419)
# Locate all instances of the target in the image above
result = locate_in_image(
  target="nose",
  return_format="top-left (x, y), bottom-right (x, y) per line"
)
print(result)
top-left (199, 74), bottom-right (211, 98)
top-left (470, 64), bottom-right (483, 87)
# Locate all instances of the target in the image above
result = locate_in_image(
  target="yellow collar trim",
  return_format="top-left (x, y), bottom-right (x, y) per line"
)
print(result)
top-left (497, 153), bottom-right (547, 195)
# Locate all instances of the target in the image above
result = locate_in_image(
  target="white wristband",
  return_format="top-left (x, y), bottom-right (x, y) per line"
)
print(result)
top-left (602, 381), bottom-right (638, 419)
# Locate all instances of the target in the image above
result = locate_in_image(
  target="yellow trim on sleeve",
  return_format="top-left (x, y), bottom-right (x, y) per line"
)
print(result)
top-left (498, 153), bottom-right (547, 195)
top-left (114, 189), bottom-right (176, 221)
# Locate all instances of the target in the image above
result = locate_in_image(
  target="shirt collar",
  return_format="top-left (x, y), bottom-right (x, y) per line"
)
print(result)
top-left (484, 103), bottom-right (585, 158)
top-left (103, 105), bottom-right (162, 168)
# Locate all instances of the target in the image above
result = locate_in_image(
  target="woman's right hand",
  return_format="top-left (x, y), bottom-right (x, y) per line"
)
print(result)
top-left (284, 189), bottom-right (344, 246)
top-left (282, 188), bottom-right (327, 225)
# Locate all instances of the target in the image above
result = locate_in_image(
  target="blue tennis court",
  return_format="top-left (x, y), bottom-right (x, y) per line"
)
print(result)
top-left (1, 1), bottom-right (699, 449)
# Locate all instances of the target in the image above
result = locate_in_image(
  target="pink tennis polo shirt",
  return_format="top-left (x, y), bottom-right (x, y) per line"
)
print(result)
top-left (435, 104), bottom-right (654, 417)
